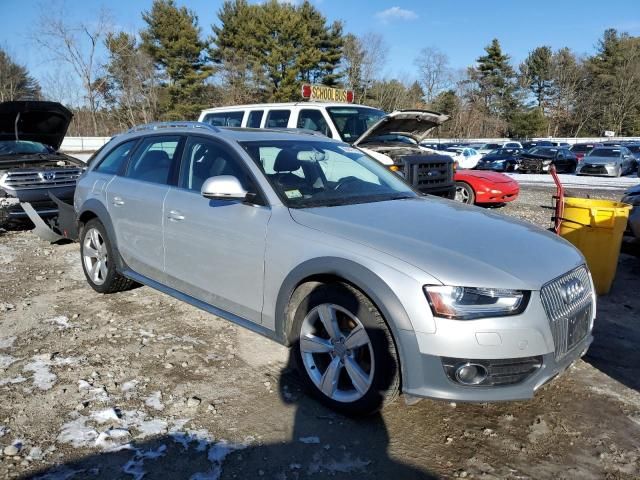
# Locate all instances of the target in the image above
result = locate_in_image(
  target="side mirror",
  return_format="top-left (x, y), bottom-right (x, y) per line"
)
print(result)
top-left (201, 175), bottom-right (248, 201)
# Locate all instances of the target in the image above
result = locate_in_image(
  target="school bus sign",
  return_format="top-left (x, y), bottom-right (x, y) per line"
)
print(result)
top-left (301, 84), bottom-right (354, 103)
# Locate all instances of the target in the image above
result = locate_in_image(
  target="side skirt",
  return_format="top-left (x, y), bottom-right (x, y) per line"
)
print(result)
top-left (122, 269), bottom-right (285, 345)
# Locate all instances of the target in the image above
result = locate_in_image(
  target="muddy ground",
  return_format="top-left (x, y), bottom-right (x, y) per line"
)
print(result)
top-left (0, 184), bottom-right (639, 480)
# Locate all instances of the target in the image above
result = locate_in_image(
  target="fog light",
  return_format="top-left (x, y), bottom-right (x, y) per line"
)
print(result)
top-left (455, 363), bottom-right (488, 385)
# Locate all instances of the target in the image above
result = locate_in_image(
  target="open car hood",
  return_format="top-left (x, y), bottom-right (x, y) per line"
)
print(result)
top-left (0, 101), bottom-right (73, 151)
top-left (353, 109), bottom-right (448, 146)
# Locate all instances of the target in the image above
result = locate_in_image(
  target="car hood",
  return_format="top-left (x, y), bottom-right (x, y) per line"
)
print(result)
top-left (582, 156), bottom-right (619, 165)
top-left (353, 110), bottom-right (448, 146)
top-left (290, 197), bottom-right (584, 290)
top-left (520, 152), bottom-right (553, 161)
top-left (456, 170), bottom-right (515, 184)
top-left (0, 101), bottom-right (73, 151)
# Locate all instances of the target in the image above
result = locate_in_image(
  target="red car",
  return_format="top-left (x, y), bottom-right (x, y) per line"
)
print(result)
top-left (454, 170), bottom-right (519, 205)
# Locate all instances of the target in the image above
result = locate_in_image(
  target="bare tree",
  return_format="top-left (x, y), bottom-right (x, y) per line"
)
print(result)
top-left (33, 5), bottom-right (111, 135)
top-left (414, 46), bottom-right (451, 103)
top-left (341, 33), bottom-right (387, 102)
top-left (102, 31), bottom-right (161, 129)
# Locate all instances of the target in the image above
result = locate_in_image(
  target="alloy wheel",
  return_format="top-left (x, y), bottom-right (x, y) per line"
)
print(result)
top-left (83, 228), bottom-right (109, 286)
top-left (299, 303), bottom-right (375, 403)
top-left (455, 185), bottom-right (471, 203)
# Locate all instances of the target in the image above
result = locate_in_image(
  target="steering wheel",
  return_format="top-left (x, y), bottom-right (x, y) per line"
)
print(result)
top-left (333, 176), bottom-right (361, 191)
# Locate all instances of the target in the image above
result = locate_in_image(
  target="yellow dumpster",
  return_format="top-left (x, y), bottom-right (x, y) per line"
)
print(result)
top-left (558, 197), bottom-right (632, 295)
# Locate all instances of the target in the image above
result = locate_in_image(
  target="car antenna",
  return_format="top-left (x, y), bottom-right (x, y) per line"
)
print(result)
top-left (14, 111), bottom-right (20, 141)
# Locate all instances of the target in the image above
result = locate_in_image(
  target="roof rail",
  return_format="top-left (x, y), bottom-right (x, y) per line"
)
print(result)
top-left (126, 121), bottom-right (220, 134)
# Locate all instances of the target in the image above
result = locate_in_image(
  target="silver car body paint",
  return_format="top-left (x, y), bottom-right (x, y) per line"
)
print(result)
top-left (75, 126), bottom-right (596, 402)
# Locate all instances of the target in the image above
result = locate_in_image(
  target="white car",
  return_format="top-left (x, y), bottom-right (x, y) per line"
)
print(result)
top-left (439, 147), bottom-right (483, 169)
top-left (477, 142), bottom-right (523, 155)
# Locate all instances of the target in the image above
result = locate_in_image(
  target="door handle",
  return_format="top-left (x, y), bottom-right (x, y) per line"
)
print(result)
top-left (167, 210), bottom-right (185, 221)
top-left (112, 196), bottom-right (125, 206)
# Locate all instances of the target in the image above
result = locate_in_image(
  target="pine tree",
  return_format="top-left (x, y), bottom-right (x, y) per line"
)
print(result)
top-left (141, 0), bottom-right (212, 119)
top-left (0, 48), bottom-right (41, 102)
top-left (211, 0), bottom-right (343, 102)
top-left (520, 46), bottom-right (553, 108)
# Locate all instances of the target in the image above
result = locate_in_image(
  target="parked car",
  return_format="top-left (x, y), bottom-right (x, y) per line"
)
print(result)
top-left (439, 147), bottom-right (483, 169)
top-left (73, 122), bottom-right (595, 414)
top-left (518, 147), bottom-right (578, 174)
top-left (569, 143), bottom-right (602, 163)
top-left (454, 169), bottom-right (519, 205)
top-left (474, 148), bottom-right (523, 172)
top-left (0, 101), bottom-right (84, 229)
top-left (199, 103), bottom-right (455, 199)
top-left (476, 141), bottom-right (523, 155)
top-left (623, 143), bottom-right (640, 170)
top-left (622, 184), bottom-right (640, 241)
top-left (521, 140), bottom-right (554, 151)
top-left (576, 147), bottom-right (636, 177)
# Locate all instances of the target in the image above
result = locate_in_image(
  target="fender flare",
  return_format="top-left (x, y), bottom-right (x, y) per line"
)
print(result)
top-left (78, 200), bottom-right (127, 272)
top-left (274, 257), bottom-right (416, 383)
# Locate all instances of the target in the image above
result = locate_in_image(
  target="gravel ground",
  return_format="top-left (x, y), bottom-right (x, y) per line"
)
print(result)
top-left (0, 184), bottom-right (639, 480)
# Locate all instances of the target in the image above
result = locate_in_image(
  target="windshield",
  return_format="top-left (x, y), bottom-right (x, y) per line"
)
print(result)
top-left (588, 148), bottom-right (621, 157)
top-left (626, 145), bottom-right (640, 153)
top-left (365, 134), bottom-right (416, 145)
top-left (0, 140), bottom-right (49, 155)
top-left (240, 140), bottom-right (416, 208)
top-left (480, 143), bottom-right (500, 150)
top-left (325, 107), bottom-right (385, 143)
top-left (527, 147), bottom-right (556, 158)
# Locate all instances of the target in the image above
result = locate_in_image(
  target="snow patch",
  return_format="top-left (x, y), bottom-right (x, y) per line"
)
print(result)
top-left (0, 354), bottom-right (17, 369)
top-left (0, 375), bottom-right (27, 386)
top-left (144, 391), bottom-right (164, 411)
top-left (0, 425), bottom-right (7, 437)
top-left (24, 355), bottom-right (80, 390)
top-left (91, 408), bottom-right (120, 424)
top-left (0, 336), bottom-right (16, 349)
top-left (45, 315), bottom-right (73, 329)
top-left (122, 444), bottom-right (167, 480)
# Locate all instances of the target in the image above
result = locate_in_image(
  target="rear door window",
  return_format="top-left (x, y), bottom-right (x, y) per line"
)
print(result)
top-left (203, 111), bottom-right (245, 127)
top-left (297, 109), bottom-right (331, 136)
top-left (265, 110), bottom-right (291, 128)
top-left (247, 110), bottom-right (264, 128)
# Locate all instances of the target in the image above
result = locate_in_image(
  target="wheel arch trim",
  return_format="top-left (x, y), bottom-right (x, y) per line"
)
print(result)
top-left (274, 257), bottom-right (416, 388)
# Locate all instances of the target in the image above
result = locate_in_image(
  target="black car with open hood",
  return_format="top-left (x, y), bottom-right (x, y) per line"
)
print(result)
top-left (0, 101), bottom-right (84, 230)
top-left (0, 101), bottom-right (73, 151)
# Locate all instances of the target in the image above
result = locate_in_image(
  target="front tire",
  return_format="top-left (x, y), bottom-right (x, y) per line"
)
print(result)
top-left (80, 219), bottom-right (134, 294)
top-left (454, 181), bottom-right (475, 204)
top-left (289, 282), bottom-right (400, 416)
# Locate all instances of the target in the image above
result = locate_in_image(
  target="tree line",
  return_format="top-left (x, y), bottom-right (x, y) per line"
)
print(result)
top-left (1, 0), bottom-right (639, 139)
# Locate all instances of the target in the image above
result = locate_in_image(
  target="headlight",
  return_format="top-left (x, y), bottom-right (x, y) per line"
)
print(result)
top-left (424, 286), bottom-right (528, 320)
top-left (607, 162), bottom-right (617, 166)
top-left (542, 160), bottom-right (552, 164)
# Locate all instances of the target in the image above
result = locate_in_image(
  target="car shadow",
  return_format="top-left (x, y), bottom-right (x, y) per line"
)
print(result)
top-left (584, 254), bottom-right (640, 392)
top-left (22, 285), bottom-right (438, 479)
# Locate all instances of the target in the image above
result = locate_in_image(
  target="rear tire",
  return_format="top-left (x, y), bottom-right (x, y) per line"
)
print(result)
top-left (454, 181), bottom-right (475, 204)
top-left (289, 282), bottom-right (400, 416)
top-left (80, 219), bottom-right (134, 294)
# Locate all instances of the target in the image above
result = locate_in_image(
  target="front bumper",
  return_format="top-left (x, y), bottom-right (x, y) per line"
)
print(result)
top-left (397, 290), bottom-right (594, 402)
top-left (474, 183), bottom-right (519, 204)
top-left (400, 332), bottom-right (591, 402)
top-left (577, 164), bottom-right (618, 176)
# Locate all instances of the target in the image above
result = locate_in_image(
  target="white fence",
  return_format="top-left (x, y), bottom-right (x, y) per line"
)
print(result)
top-left (60, 137), bottom-right (112, 152)
top-left (60, 135), bottom-right (640, 153)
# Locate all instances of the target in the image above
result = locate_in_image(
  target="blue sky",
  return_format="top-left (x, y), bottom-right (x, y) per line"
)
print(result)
top-left (2, 0), bottom-right (639, 91)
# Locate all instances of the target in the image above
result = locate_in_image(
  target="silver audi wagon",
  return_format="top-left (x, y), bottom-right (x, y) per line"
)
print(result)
top-left (73, 122), bottom-right (595, 414)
